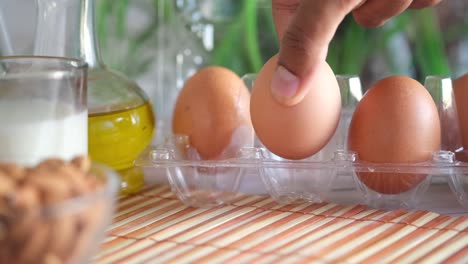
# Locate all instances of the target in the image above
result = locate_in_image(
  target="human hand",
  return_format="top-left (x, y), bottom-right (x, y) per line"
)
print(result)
top-left (270, 0), bottom-right (443, 106)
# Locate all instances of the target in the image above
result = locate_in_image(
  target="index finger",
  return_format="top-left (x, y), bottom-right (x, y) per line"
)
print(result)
top-left (271, 0), bottom-right (301, 40)
top-left (273, 0), bottom-right (364, 78)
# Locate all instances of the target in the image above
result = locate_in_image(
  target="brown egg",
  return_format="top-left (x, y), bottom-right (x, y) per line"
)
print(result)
top-left (348, 76), bottom-right (441, 194)
top-left (250, 54), bottom-right (341, 160)
top-left (172, 66), bottom-right (253, 160)
top-left (454, 73), bottom-right (468, 150)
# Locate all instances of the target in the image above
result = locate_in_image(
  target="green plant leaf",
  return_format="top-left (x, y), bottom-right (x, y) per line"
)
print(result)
top-left (97, 0), bottom-right (113, 48)
top-left (243, 0), bottom-right (263, 73)
top-left (116, 0), bottom-right (129, 39)
top-left (409, 8), bottom-right (451, 78)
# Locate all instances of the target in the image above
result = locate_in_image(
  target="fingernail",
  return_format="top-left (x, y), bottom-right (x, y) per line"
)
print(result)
top-left (271, 65), bottom-right (300, 103)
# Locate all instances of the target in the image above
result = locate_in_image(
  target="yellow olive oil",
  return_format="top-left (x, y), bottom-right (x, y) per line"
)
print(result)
top-left (88, 101), bottom-right (155, 194)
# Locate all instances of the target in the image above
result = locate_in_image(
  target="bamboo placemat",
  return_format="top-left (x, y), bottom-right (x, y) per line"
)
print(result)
top-left (93, 185), bottom-right (468, 264)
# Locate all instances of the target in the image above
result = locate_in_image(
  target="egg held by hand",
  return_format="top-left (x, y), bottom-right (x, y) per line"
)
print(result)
top-left (172, 66), bottom-right (254, 160)
top-left (348, 76), bottom-right (441, 194)
top-left (250, 54), bottom-right (341, 160)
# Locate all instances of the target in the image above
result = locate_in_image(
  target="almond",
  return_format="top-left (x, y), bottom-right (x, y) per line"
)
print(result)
top-left (48, 215), bottom-right (75, 259)
top-left (57, 165), bottom-right (88, 196)
top-left (17, 220), bottom-right (49, 264)
top-left (27, 174), bottom-right (71, 204)
top-left (36, 158), bottom-right (65, 171)
top-left (0, 173), bottom-right (15, 196)
top-left (0, 163), bottom-right (25, 181)
top-left (71, 155), bottom-right (91, 173)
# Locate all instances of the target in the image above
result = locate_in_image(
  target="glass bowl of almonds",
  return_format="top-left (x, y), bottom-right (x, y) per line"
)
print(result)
top-left (0, 156), bottom-right (120, 264)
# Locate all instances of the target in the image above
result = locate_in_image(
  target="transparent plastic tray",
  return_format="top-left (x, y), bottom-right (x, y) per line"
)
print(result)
top-left (136, 75), bottom-right (468, 215)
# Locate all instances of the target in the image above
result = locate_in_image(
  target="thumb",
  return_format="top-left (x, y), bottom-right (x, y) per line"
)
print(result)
top-left (271, 0), bottom-right (364, 106)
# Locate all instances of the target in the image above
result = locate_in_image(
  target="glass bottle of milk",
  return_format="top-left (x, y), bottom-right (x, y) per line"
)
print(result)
top-left (0, 57), bottom-right (88, 166)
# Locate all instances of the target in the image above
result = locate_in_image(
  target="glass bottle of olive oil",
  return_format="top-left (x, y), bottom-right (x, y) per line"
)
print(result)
top-left (34, 0), bottom-right (156, 194)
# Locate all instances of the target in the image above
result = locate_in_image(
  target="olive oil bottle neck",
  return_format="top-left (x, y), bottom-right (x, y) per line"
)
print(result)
top-left (79, 0), bottom-right (103, 68)
top-left (34, 0), bottom-right (104, 68)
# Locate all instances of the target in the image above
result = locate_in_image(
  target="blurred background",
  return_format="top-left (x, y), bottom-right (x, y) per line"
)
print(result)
top-left (1, 0), bottom-right (467, 127)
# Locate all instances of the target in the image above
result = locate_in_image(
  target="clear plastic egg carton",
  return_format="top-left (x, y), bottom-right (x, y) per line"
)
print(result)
top-left (136, 75), bottom-right (468, 215)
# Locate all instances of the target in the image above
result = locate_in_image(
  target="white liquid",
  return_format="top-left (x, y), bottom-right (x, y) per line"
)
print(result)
top-left (0, 99), bottom-right (87, 166)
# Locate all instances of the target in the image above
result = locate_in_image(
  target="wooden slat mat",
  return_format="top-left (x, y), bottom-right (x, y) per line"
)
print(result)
top-left (93, 185), bottom-right (468, 264)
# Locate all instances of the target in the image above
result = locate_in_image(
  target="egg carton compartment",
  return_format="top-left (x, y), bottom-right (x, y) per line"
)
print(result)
top-left (137, 134), bottom-right (255, 207)
top-left (451, 149), bottom-right (468, 209)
